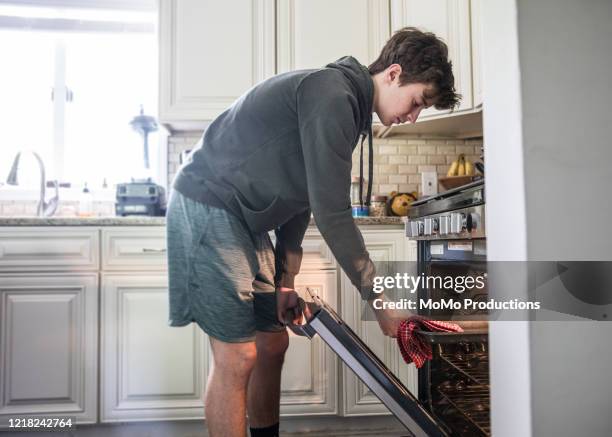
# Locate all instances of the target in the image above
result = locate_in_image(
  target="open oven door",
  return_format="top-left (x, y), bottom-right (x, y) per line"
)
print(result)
top-left (290, 290), bottom-right (449, 437)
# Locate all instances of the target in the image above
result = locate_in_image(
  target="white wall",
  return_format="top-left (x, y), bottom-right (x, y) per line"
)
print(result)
top-left (517, 0), bottom-right (612, 436)
top-left (484, 0), bottom-right (612, 435)
top-left (481, 1), bottom-right (532, 435)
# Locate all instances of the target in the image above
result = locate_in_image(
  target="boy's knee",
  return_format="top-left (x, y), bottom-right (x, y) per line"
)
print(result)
top-left (211, 340), bottom-right (258, 380)
top-left (257, 331), bottom-right (289, 363)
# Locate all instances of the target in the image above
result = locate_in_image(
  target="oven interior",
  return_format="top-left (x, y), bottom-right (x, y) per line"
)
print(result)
top-left (417, 238), bottom-right (490, 436)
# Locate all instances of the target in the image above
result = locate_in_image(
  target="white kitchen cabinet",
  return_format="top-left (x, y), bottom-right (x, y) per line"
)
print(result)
top-left (339, 227), bottom-right (418, 416)
top-left (269, 228), bottom-right (338, 415)
top-left (0, 227), bottom-right (99, 272)
top-left (0, 224), bottom-right (414, 428)
top-left (281, 270), bottom-right (338, 416)
top-left (0, 273), bottom-right (98, 425)
top-left (276, 0), bottom-right (390, 72)
top-left (100, 228), bottom-right (207, 422)
top-left (470, 0), bottom-right (483, 108)
top-left (100, 273), bottom-right (208, 422)
top-left (390, 0), bottom-right (474, 118)
top-left (101, 227), bottom-right (167, 271)
top-left (158, 0), bottom-right (275, 129)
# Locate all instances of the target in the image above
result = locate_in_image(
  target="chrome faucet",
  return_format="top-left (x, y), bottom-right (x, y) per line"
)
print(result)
top-left (6, 151), bottom-right (59, 217)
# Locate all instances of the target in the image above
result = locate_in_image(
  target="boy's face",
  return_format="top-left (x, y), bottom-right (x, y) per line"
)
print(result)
top-left (374, 66), bottom-right (436, 127)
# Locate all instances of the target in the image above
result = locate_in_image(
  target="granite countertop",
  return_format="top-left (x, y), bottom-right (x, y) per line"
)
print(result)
top-left (0, 215), bottom-right (405, 227)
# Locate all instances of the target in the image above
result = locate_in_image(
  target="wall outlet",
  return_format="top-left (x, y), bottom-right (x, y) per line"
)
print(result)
top-left (421, 171), bottom-right (438, 196)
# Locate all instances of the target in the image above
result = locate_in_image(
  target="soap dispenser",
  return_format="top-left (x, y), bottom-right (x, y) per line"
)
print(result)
top-left (78, 182), bottom-right (94, 217)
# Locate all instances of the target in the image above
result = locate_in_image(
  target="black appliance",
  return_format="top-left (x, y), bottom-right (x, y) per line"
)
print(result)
top-left (115, 177), bottom-right (166, 216)
top-left (291, 180), bottom-right (489, 436)
top-left (115, 107), bottom-right (166, 216)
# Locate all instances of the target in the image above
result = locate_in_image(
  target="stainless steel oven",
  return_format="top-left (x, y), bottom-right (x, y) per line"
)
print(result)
top-left (291, 180), bottom-right (489, 436)
top-left (408, 179), bottom-right (489, 436)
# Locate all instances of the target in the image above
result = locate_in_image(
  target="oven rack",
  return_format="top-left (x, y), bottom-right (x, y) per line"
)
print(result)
top-left (436, 386), bottom-right (490, 436)
top-left (440, 352), bottom-right (489, 386)
top-left (416, 329), bottom-right (488, 344)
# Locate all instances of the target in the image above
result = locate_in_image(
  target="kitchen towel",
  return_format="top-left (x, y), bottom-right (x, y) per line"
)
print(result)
top-left (397, 317), bottom-right (464, 369)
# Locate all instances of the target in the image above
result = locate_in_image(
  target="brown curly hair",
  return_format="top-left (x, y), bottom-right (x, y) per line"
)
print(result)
top-left (369, 27), bottom-right (461, 110)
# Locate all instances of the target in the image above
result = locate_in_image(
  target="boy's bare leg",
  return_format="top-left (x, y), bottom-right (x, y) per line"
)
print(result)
top-left (247, 330), bottom-right (289, 428)
top-left (206, 337), bottom-right (258, 437)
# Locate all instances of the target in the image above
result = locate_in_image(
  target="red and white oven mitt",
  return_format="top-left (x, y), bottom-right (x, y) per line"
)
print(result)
top-left (397, 317), bottom-right (464, 369)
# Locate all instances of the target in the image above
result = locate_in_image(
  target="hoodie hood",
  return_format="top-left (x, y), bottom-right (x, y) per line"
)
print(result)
top-left (326, 56), bottom-right (374, 207)
top-left (326, 56), bottom-right (374, 135)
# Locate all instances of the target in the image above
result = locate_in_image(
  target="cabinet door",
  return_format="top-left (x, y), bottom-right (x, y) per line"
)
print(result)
top-left (280, 270), bottom-right (338, 416)
top-left (277, 0), bottom-right (390, 72)
top-left (470, 0), bottom-right (483, 108)
top-left (390, 0), bottom-right (473, 117)
top-left (100, 273), bottom-right (208, 422)
top-left (101, 227), bottom-right (167, 271)
top-left (0, 227), bottom-right (98, 272)
top-left (340, 229), bottom-right (418, 416)
top-left (159, 0), bottom-right (275, 127)
top-left (0, 274), bottom-right (98, 426)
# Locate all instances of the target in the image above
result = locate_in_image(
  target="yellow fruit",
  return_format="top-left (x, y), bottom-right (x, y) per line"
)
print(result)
top-left (465, 160), bottom-right (474, 176)
top-left (457, 161), bottom-right (466, 176)
top-left (447, 160), bottom-right (459, 177)
top-left (457, 154), bottom-right (466, 176)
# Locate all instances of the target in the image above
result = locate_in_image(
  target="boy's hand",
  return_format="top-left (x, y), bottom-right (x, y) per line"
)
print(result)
top-left (276, 287), bottom-right (310, 325)
top-left (367, 295), bottom-right (413, 338)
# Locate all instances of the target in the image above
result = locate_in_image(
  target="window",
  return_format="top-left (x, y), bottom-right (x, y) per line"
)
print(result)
top-left (0, 1), bottom-right (160, 193)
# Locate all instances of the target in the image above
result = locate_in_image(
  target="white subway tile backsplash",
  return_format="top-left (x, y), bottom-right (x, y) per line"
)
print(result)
top-left (408, 155), bottom-right (427, 165)
top-left (398, 165), bottom-right (418, 174)
top-left (418, 165), bottom-right (437, 173)
top-left (379, 184), bottom-right (399, 193)
top-left (166, 130), bottom-right (483, 198)
top-left (427, 155), bottom-right (446, 165)
top-left (456, 145), bottom-right (476, 155)
top-left (388, 174), bottom-right (408, 184)
top-left (398, 183), bottom-right (418, 193)
top-left (409, 174), bottom-right (421, 184)
top-left (437, 145), bottom-right (456, 155)
top-left (378, 145), bottom-right (398, 155)
top-left (417, 145), bottom-right (436, 155)
top-left (398, 145), bottom-right (417, 155)
top-left (388, 155), bottom-right (408, 164)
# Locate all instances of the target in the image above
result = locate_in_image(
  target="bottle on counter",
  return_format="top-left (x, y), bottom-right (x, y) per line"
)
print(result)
top-left (350, 176), bottom-right (370, 217)
top-left (350, 176), bottom-right (362, 206)
top-left (78, 182), bottom-right (94, 217)
top-left (370, 195), bottom-right (388, 217)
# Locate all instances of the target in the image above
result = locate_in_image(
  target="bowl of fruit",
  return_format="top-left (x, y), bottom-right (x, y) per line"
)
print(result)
top-left (438, 154), bottom-right (481, 190)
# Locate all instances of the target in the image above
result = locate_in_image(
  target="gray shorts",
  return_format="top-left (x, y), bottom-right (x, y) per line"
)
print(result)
top-left (166, 190), bottom-right (284, 343)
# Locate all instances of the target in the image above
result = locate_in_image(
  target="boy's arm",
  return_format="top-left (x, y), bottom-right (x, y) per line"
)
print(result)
top-left (274, 208), bottom-right (311, 289)
top-left (296, 73), bottom-right (376, 300)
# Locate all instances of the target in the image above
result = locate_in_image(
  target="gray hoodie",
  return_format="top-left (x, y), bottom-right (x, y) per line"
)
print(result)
top-left (173, 56), bottom-right (376, 300)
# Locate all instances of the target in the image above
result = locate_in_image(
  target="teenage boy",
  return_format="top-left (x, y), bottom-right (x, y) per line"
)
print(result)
top-left (167, 27), bottom-right (460, 437)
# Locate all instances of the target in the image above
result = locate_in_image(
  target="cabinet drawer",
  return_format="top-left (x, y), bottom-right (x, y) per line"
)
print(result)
top-left (102, 228), bottom-right (167, 271)
top-left (0, 227), bottom-right (99, 272)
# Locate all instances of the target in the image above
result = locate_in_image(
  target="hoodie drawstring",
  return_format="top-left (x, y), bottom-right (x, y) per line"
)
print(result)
top-left (358, 120), bottom-right (374, 207)
top-left (359, 134), bottom-right (365, 206)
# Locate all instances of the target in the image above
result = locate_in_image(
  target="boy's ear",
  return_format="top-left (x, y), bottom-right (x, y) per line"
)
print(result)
top-left (386, 64), bottom-right (402, 83)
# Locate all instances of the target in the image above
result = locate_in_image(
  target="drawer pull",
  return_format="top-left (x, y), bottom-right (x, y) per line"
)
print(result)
top-left (141, 248), bottom-right (167, 253)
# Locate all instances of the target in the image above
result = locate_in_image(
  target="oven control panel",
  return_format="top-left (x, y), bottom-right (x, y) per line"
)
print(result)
top-left (406, 205), bottom-right (485, 240)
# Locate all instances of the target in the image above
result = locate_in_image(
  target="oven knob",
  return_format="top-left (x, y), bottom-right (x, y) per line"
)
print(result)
top-left (424, 217), bottom-right (439, 236)
top-left (407, 220), bottom-right (423, 237)
top-left (439, 216), bottom-right (450, 235)
top-left (450, 212), bottom-right (466, 234)
top-left (466, 212), bottom-right (480, 232)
